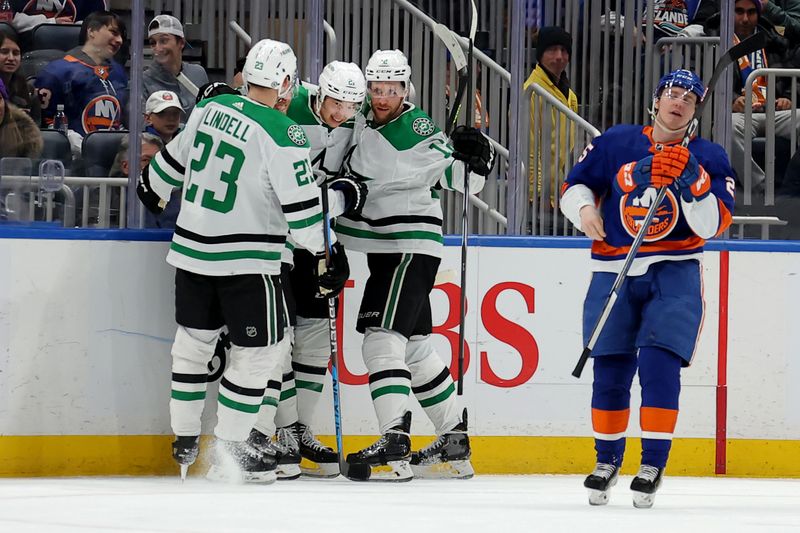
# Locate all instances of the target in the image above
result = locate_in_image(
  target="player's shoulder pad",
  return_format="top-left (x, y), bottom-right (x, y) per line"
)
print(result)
top-left (376, 104), bottom-right (442, 151)
top-left (201, 94), bottom-right (310, 148)
top-left (286, 84), bottom-right (319, 126)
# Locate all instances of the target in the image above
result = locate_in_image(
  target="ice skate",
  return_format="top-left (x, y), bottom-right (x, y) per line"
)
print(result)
top-left (631, 465), bottom-right (664, 508)
top-left (297, 422), bottom-right (340, 478)
top-left (410, 408), bottom-right (474, 479)
top-left (583, 463), bottom-right (619, 505)
top-left (247, 427), bottom-right (301, 480)
top-left (172, 435), bottom-right (199, 481)
top-left (206, 439), bottom-right (277, 484)
top-left (345, 411), bottom-right (413, 482)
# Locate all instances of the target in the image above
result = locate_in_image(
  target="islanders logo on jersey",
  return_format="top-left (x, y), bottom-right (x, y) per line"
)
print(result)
top-left (618, 187), bottom-right (679, 242)
top-left (82, 95), bottom-right (122, 133)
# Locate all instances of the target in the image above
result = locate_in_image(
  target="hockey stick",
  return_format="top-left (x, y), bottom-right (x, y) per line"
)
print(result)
top-left (571, 31), bottom-right (768, 379)
top-left (176, 71), bottom-right (199, 97)
top-left (449, 0), bottom-right (478, 396)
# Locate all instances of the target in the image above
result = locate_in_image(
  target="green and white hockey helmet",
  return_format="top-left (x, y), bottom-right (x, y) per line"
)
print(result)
top-left (365, 49), bottom-right (411, 85)
top-left (243, 38), bottom-right (297, 100)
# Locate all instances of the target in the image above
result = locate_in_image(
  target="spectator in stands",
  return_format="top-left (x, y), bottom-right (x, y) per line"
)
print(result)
top-left (143, 15), bottom-right (208, 116)
top-left (523, 26), bottom-right (578, 204)
top-left (144, 90), bottom-right (181, 144)
top-left (650, 0), bottom-right (720, 40)
top-left (0, 77), bottom-right (42, 158)
top-left (0, 28), bottom-right (39, 123)
top-left (759, 0), bottom-right (800, 45)
top-left (10, 0), bottom-right (107, 40)
top-left (707, 0), bottom-right (798, 189)
top-left (34, 10), bottom-right (128, 154)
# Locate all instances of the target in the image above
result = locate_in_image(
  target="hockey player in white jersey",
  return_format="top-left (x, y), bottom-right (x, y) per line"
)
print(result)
top-left (248, 61), bottom-right (368, 478)
top-left (136, 38), bottom-right (349, 483)
top-left (337, 49), bottom-right (495, 481)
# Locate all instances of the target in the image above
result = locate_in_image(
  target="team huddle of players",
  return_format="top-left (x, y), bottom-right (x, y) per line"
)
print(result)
top-left (137, 38), bottom-right (494, 484)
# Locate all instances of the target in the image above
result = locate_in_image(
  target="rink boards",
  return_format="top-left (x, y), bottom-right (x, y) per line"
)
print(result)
top-left (1, 228), bottom-right (799, 478)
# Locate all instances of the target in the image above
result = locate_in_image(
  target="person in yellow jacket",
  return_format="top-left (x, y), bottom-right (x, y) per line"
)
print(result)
top-left (523, 26), bottom-right (578, 207)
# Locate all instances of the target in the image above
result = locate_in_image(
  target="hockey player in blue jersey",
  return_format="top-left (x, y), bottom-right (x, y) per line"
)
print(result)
top-left (35, 10), bottom-right (128, 143)
top-left (561, 69), bottom-right (735, 508)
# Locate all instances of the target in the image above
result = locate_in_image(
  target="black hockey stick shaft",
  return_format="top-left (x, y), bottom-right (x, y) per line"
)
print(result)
top-left (454, 0), bottom-right (477, 395)
top-left (318, 182), bottom-right (349, 477)
top-left (571, 32), bottom-right (767, 379)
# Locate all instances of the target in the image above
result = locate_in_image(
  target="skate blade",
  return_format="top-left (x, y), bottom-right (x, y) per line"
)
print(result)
top-left (363, 460), bottom-right (413, 482)
top-left (300, 459), bottom-right (340, 478)
top-left (206, 465), bottom-right (277, 484)
top-left (410, 460), bottom-right (474, 480)
top-left (632, 490), bottom-right (656, 509)
top-left (276, 463), bottom-right (302, 480)
top-left (588, 488), bottom-right (612, 506)
top-left (179, 464), bottom-right (189, 482)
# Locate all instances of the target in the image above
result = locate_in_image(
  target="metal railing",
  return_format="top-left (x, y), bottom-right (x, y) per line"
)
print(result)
top-left (743, 69), bottom-right (800, 206)
top-left (520, 83), bottom-right (601, 236)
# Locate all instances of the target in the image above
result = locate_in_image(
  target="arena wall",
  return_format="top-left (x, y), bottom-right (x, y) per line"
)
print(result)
top-left (1, 228), bottom-right (798, 478)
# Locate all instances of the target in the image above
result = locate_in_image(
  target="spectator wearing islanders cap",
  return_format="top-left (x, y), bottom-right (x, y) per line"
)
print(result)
top-left (144, 90), bottom-right (182, 144)
top-left (142, 14), bottom-right (208, 116)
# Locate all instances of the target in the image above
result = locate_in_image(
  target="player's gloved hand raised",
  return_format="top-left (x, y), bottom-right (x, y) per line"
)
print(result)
top-left (329, 175), bottom-right (368, 216)
top-left (450, 125), bottom-right (496, 176)
top-left (615, 155), bottom-right (673, 195)
top-left (315, 241), bottom-right (350, 298)
top-left (196, 81), bottom-right (239, 104)
top-left (136, 165), bottom-right (166, 215)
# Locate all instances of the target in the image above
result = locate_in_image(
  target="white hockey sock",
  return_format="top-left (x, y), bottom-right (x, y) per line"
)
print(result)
top-left (363, 327), bottom-right (411, 434)
top-left (407, 335), bottom-right (460, 434)
top-left (293, 317), bottom-right (330, 426)
top-left (274, 335), bottom-right (299, 428)
top-left (170, 326), bottom-right (221, 436)
top-left (215, 335), bottom-right (287, 442)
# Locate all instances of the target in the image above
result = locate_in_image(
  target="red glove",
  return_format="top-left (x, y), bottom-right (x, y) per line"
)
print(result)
top-left (652, 145), bottom-right (691, 182)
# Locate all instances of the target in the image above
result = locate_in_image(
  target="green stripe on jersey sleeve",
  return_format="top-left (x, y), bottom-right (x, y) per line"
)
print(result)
top-left (151, 156), bottom-right (184, 188)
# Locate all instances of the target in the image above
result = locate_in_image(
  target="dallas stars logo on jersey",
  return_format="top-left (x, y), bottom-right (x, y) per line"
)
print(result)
top-left (288, 124), bottom-right (308, 146)
top-left (412, 117), bottom-right (435, 136)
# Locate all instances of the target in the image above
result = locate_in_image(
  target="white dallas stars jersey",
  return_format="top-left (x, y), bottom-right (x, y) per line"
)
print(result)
top-left (280, 82), bottom-right (355, 264)
top-left (146, 93), bottom-right (330, 276)
top-left (337, 103), bottom-right (472, 258)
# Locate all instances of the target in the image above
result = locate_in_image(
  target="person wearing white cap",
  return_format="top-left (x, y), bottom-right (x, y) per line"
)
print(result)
top-left (144, 90), bottom-right (182, 144)
top-left (143, 14), bottom-right (208, 116)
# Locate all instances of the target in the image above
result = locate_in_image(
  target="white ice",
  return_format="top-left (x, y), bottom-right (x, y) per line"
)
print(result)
top-left (0, 475), bottom-right (798, 532)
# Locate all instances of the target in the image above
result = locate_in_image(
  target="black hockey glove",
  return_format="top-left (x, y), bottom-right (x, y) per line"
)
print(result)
top-left (136, 165), bottom-right (166, 215)
top-left (315, 241), bottom-right (350, 298)
top-left (450, 125), bottom-right (496, 177)
top-left (329, 175), bottom-right (368, 216)
top-left (196, 81), bottom-right (240, 104)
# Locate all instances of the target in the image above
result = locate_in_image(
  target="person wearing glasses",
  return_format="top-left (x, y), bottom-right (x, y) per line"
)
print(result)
top-left (561, 69), bottom-right (735, 508)
top-left (337, 49), bottom-right (494, 482)
top-left (143, 14), bottom-right (208, 116)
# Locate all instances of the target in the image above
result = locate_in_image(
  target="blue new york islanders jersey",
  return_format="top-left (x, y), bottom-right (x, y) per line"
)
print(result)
top-left (35, 52), bottom-right (128, 136)
top-left (562, 125), bottom-right (735, 274)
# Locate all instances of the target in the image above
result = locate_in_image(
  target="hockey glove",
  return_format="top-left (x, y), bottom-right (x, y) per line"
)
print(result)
top-left (136, 166), bottom-right (167, 215)
top-left (329, 175), bottom-right (368, 216)
top-left (451, 125), bottom-right (496, 176)
top-left (196, 81), bottom-right (239, 104)
top-left (669, 151), bottom-right (710, 201)
top-left (652, 145), bottom-right (691, 182)
top-left (615, 155), bottom-right (674, 195)
top-left (315, 241), bottom-right (350, 298)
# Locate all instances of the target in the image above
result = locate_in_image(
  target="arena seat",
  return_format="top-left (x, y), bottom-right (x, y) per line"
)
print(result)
top-left (19, 49), bottom-right (64, 81)
top-left (0, 22), bottom-right (16, 40)
top-left (81, 131), bottom-right (128, 177)
top-left (38, 129), bottom-right (73, 168)
top-left (31, 23), bottom-right (81, 52)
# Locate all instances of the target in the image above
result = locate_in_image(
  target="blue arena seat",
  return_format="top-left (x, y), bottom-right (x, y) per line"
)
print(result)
top-left (31, 23), bottom-right (81, 52)
top-left (19, 49), bottom-right (65, 81)
top-left (39, 129), bottom-right (72, 167)
top-left (81, 130), bottom-right (128, 177)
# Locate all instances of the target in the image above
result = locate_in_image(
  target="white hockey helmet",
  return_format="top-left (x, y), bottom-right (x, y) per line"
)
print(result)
top-left (319, 61), bottom-right (366, 103)
top-left (242, 38), bottom-right (297, 100)
top-left (365, 49), bottom-right (411, 85)
top-left (316, 61), bottom-right (366, 119)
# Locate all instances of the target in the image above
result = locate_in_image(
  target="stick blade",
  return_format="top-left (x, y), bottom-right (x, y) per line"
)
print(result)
top-left (434, 23), bottom-right (468, 72)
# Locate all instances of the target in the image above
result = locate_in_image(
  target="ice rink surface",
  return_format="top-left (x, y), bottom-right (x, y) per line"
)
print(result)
top-left (0, 475), bottom-right (798, 532)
